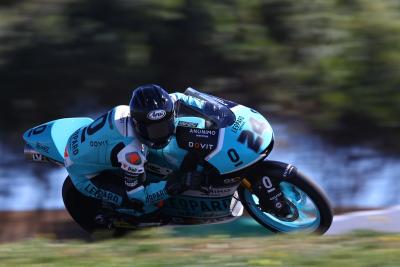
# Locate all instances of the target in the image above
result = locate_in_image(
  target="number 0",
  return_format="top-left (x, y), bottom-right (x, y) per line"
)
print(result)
top-left (228, 149), bottom-right (240, 162)
top-left (228, 149), bottom-right (244, 167)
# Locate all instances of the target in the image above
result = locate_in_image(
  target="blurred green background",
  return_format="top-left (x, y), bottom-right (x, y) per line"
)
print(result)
top-left (1, 0), bottom-right (399, 153)
top-left (2, 0), bottom-right (400, 252)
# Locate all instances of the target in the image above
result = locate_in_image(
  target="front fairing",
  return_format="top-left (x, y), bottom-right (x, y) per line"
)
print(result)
top-left (147, 102), bottom-right (273, 178)
top-left (145, 91), bottom-right (273, 223)
top-left (206, 105), bottom-right (273, 174)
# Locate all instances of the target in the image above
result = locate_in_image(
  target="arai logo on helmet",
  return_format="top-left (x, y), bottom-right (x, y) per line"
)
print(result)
top-left (147, 109), bottom-right (166, 120)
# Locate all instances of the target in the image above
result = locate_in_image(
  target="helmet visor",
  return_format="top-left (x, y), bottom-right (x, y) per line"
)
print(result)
top-left (136, 116), bottom-right (175, 149)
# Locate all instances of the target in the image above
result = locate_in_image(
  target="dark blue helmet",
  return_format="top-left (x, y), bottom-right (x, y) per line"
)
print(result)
top-left (129, 84), bottom-right (175, 149)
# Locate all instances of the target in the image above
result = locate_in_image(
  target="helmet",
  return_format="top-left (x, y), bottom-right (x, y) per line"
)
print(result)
top-left (129, 84), bottom-right (175, 149)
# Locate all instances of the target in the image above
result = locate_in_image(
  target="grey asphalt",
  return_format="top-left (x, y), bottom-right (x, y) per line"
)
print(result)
top-left (171, 206), bottom-right (400, 237)
top-left (326, 205), bottom-right (400, 235)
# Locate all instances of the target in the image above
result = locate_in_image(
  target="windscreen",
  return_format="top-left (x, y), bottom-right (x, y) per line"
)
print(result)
top-left (175, 88), bottom-right (236, 129)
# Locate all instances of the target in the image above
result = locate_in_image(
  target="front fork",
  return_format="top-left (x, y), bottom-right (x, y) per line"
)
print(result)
top-left (241, 160), bottom-right (298, 220)
top-left (240, 160), bottom-right (297, 194)
top-left (241, 177), bottom-right (287, 211)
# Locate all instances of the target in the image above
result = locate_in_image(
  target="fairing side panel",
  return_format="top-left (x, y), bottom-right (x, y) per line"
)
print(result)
top-left (23, 118), bottom-right (93, 163)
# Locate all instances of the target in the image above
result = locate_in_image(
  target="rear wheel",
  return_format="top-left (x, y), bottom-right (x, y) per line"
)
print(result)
top-left (238, 164), bottom-right (333, 234)
top-left (62, 176), bottom-right (153, 236)
top-left (62, 176), bottom-right (100, 233)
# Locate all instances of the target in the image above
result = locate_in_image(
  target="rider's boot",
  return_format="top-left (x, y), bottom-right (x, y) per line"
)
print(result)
top-left (93, 201), bottom-right (120, 229)
top-left (94, 214), bottom-right (114, 229)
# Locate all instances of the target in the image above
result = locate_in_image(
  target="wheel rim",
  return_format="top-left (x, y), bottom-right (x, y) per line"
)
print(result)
top-left (243, 182), bottom-right (321, 232)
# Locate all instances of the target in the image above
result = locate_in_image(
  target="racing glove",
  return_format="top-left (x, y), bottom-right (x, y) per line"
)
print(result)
top-left (124, 171), bottom-right (145, 190)
top-left (122, 171), bottom-right (146, 211)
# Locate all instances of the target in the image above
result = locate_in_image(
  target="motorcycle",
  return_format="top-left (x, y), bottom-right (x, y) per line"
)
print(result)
top-left (23, 88), bottom-right (333, 234)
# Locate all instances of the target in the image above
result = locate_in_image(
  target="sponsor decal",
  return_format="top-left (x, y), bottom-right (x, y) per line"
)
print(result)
top-left (84, 184), bottom-right (120, 205)
top-left (188, 141), bottom-right (214, 150)
top-left (178, 121), bottom-right (199, 128)
top-left (223, 177), bottom-right (242, 184)
top-left (124, 177), bottom-right (139, 188)
top-left (183, 186), bottom-right (237, 197)
top-left (90, 140), bottom-right (109, 147)
top-left (176, 126), bottom-right (219, 156)
top-left (146, 189), bottom-right (168, 204)
top-left (231, 116), bottom-right (245, 133)
top-left (32, 153), bottom-right (44, 161)
top-left (35, 142), bottom-right (49, 153)
top-left (164, 197), bottom-right (232, 218)
top-left (189, 128), bottom-right (216, 139)
top-left (147, 109), bottom-right (166, 120)
top-left (125, 152), bottom-right (142, 165)
top-left (70, 130), bottom-right (80, 155)
top-left (206, 187), bottom-right (235, 196)
top-left (122, 163), bottom-right (144, 174)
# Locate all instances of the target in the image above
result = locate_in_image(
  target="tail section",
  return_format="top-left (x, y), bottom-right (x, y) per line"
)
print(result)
top-left (23, 117), bottom-right (93, 164)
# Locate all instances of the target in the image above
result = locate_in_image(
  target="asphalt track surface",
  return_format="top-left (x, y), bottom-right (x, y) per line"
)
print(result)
top-left (0, 206), bottom-right (399, 242)
top-left (173, 206), bottom-right (400, 237)
top-left (326, 205), bottom-right (400, 235)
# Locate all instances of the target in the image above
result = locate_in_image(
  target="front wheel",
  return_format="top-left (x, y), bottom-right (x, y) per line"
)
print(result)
top-left (238, 162), bottom-right (333, 234)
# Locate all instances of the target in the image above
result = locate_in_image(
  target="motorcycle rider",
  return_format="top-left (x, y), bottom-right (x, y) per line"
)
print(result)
top-left (64, 84), bottom-right (205, 224)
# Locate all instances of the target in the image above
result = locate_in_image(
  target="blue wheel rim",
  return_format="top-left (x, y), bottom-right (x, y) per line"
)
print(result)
top-left (243, 182), bottom-right (321, 232)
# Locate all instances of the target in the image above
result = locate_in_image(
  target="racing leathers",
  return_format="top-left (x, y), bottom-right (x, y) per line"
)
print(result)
top-left (64, 92), bottom-right (206, 216)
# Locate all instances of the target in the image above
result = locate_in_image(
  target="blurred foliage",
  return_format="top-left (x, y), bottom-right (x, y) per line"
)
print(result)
top-left (0, 229), bottom-right (400, 266)
top-left (0, 0), bottom-right (399, 152)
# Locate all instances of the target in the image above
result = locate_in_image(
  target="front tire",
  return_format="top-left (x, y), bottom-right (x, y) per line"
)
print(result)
top-left (238, 163), bottom-right (333, 234)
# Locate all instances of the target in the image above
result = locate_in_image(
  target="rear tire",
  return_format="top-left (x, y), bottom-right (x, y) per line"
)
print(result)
top-left (62, 176), bottom-right (100, 233)
top-left (238, 166), bottom-right (333, 234)
top-left (62, 176), bottom-right (144, 236)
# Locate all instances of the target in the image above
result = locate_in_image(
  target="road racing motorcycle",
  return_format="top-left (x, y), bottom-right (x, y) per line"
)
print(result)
top-left (23, 88), bottom-right (333, 235)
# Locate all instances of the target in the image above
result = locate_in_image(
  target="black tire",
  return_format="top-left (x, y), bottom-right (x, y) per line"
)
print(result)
top-left (62, 176), bottom-right (100, 233)
top-left (238, 163), bottom-right (333, 235)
